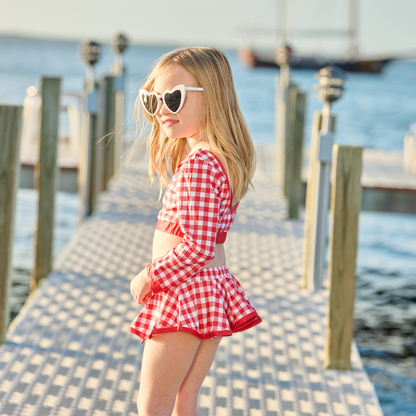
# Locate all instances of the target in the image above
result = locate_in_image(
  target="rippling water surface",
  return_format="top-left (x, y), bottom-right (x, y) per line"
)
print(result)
top-left (2, 36), bottom-right (416, 415)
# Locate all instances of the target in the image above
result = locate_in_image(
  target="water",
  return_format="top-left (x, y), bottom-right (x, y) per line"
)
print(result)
top-left (10, 190), bottom-right (78, 320)
top-left (1, 36), bottom-right (416, 415)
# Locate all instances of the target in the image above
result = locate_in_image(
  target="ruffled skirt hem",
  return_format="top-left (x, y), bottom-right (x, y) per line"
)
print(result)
top-left (129, 311), bottom-right (262, 344)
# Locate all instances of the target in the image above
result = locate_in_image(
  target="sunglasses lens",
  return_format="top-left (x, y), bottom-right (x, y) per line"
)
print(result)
top-left (142, 93), bottom-right (159, 115)
top-left (164, 90), bottom-right (182, 113)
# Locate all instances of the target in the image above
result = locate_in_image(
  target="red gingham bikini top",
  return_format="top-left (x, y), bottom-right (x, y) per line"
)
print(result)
top-left (155, 148), bottom-right (239, 244)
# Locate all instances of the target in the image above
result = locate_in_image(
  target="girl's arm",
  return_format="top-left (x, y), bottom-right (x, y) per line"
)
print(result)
top-left (146, 156), bottom-right (221, 293)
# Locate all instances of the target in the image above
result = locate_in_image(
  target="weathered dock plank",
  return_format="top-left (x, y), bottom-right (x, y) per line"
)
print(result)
top-left (0, 144), bottom-right (384, 416)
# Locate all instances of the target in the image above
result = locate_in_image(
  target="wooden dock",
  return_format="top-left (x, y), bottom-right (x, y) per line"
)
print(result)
top-left (0, 143), bottom-right (384, 416)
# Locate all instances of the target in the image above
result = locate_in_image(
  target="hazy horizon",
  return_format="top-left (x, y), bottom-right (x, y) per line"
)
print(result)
top-left (1, 0), bottom-right (416, 58)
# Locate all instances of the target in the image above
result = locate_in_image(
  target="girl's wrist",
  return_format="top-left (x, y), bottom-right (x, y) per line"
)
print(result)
top-left (146, 263), bottom-right (163, 294)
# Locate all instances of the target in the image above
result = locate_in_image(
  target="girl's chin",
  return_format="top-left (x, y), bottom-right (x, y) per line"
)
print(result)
top-left (162, 128), bottom-right (181, 140)
top-left (164, 131), bottom-right (188, 140)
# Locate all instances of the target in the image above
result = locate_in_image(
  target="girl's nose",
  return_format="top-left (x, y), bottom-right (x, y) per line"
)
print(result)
top-left (158, 100), bottom-right (170, 116)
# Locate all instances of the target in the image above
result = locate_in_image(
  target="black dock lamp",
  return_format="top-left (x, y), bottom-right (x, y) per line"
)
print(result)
top-left (111, 33), bottom-right (129, 78)
top-left (79, 40), bottom-right (101, 94)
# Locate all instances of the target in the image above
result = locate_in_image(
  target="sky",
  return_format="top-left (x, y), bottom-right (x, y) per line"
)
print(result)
top-left (1, 0), bottom-right (416, 58)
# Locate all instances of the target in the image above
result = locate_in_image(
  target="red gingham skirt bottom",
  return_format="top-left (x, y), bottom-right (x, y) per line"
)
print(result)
top-left (129, 264), bottom-right (262, 343)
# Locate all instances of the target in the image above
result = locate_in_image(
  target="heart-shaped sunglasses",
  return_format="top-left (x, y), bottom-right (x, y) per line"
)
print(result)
top-left (139, 84), bottom-right (204, 116)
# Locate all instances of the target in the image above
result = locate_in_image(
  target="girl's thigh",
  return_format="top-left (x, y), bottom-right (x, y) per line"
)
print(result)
top-left (137, 331), bottom-right (201, 416)
top-left (179, 337), bottom-right (222, 395)
top-left (172, 337), bottom-right (222, 416)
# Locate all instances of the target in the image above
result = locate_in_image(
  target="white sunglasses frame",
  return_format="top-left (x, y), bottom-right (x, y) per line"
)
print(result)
top-left (139, 84), bottom-right (203, 116)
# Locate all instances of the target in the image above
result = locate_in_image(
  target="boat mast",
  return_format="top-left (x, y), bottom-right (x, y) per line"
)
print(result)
top-left (349, 0), bottom-right (359, 59)
top-left (279, 0), bottom-right (288, 45)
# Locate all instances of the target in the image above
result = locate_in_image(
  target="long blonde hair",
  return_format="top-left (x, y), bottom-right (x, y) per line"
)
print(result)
top-left (134, 47), bottom-right (256, 202)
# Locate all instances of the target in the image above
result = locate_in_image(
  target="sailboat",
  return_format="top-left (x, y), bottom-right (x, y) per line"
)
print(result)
top-left (238, 0), bottom-right (395, 73)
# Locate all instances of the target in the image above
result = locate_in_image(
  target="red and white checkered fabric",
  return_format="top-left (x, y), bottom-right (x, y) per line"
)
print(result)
top-left (129, 265), bottom-right (262, 343)
top-left (129, 148), bottom-right (262, 342)
top-left (148, 149), bottom-right (240, 293)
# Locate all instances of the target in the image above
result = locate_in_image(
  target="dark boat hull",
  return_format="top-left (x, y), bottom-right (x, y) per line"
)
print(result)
top-left (238, 49), bottom-right (394, 73)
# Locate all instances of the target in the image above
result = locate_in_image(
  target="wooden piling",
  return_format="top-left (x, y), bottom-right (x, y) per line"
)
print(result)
top-left (283, 84), bottom-right (298, 197)
top-left (113, 69), bottom-right (127, 176)
top-left (99, 75), bottom-right (116, 190)
top-left (301, 112), bottom-right (336, 289)
top-left (92, 82), bottom-right (104, 212)
top-left (113, 69), bottom-right (125, 175)
top-left (78, 81), bottom-right (103, 222)
top-left (404, 133), bottom-right (416, 174)
top-left (31, 77), bottom-right (61, 291)
top-left (324, 145), bottom-right (363, 370)
top-left (275, 73), bottom-right (288, 186)
top-left (301, 112), bottom-right (322, 289)
top-left (277, 82), bottom-right (298, 196)
top-left (287, 90), bottom-right (306, 218)
top-left (0, 105), bottom-right (23, 343)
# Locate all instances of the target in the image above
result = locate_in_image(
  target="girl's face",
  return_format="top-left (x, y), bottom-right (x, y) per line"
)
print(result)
top-left (152, 65), bottom-right (206, 142)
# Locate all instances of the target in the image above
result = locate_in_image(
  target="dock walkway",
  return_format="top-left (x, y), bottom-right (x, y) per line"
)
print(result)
top-left (0, 145), bottom-right (383, 416)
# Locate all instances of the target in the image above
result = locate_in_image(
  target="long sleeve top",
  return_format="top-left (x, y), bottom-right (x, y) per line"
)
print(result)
top-left (147, 148), bottom-right (239, 294)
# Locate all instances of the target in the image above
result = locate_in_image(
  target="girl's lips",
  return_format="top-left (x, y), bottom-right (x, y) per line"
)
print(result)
top-left (162, 119), bottom-right (178, 127)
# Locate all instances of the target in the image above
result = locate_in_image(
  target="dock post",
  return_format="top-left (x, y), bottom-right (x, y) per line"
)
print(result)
top-left (404, 124), bottom-right (416, 174)
top-left (287, 90), bottom-right (306, 218)
top-left (304, 66), bottom-right (346, 291)
top-left (31, 77), bottom-right (61, 291)
top-left (0, 105), bottom-right (23, 344)
top-left (275, 44), bottom-right (291, 191)
top-left (283, 83), bottom-right (297, 197)
top-left (325, 145), bottom-right (363, 370)
top-left (301, 112), bottom-right (336, 288)
top-left (99, 75), bottom-right (116, 190)
top-left (111, 33), bottom-right (129, 175)
top-left (78, 40), bottom-right (102, 223)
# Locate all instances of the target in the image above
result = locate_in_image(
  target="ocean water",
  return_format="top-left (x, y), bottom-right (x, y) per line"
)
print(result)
top-left (1, 36), bottom-right (416, 415)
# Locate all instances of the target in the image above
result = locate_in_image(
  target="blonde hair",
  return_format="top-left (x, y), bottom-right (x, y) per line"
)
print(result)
top-left (134, 46), bottom-right (256, 203)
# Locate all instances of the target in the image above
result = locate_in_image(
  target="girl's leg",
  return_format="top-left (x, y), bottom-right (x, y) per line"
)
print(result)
top-left (137, 332), bottom-right (201, 416)
top-left (172, 337), bottom-right (222, 416)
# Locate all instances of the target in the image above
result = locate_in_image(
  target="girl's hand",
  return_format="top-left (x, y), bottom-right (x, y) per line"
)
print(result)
top-left (130, 268), bottom-right (152, 305)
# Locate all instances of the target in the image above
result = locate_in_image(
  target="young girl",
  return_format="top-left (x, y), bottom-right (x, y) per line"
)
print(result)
top-left (129, 47), bottom-right (262, 416)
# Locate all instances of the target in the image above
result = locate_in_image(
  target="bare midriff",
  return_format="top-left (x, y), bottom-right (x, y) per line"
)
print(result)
top-left (152, 229), bottom-right (226, 268)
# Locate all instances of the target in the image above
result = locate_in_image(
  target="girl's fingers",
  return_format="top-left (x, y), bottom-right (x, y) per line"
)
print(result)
top-left (144, 292), bottom-right (152, 302)
top-left (130, 269), bottom-right (151, 304)
top-left (130, 287), bottom-right (138, 303)
top-left (130, 286), bottom-right (142, 304)
top-left (138, 290), bottom-right (147, 305)
top-left (138, 290), bottom-right (152, 305)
